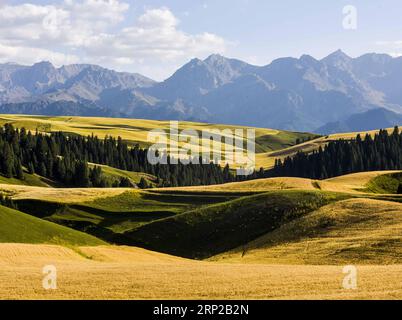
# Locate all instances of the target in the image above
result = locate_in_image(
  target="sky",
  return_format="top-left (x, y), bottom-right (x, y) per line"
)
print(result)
top-left (0, 0), bottom-right (402, 80)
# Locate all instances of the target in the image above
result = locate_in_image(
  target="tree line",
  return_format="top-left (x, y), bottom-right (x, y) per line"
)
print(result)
top-left (3, 123), bottom-right (400, 189)
top-left (269, 127), bottom-right (402, 179)
top-left (0, 124), bottom-right (240, 188)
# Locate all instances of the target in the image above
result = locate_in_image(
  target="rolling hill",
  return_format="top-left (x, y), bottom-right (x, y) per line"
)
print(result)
top-left (0, 170), bottom-right (401, 299)
top-left (0, 204), bottom-right (104, 246)
top-left (124, 190), bottom-right (349, 259)
top-left (211, 198), bottom-right (402, 265)
top-left (3, 170), bottom-right (401, 256)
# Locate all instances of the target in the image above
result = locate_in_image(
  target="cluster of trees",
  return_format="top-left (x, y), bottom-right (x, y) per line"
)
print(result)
top-left (0, 193), bottom-right (17, 209)
top-left (0, 124), bottom-right (238, 188)
top-left (270, 127), bottom-right (402, 179)
top-left (0, 124), bottom-right (114, 187)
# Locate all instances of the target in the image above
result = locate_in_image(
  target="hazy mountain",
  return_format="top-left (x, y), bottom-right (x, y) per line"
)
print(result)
top-left (0, 61), bottom-right (155, 103)
top-left (316, 108), bottom-right (402, 134)
top-left (1, 51), bottom-right (402, 131)
top-left (149, 54), bottom-right (258, 101)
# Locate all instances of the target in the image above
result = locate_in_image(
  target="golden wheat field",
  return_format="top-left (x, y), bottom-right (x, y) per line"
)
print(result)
top-left (0, 183), bottom-right (130, 202)
top-left (0, 243), bottom-right (401, 300)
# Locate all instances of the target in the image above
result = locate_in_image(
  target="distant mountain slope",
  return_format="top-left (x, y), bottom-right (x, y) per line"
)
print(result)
top-left (316, 108), bottom-right (402, 134)
top-left (1, 51), bottom-right (402, 131)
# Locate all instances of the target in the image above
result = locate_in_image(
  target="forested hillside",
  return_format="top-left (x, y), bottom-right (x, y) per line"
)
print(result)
top-left (0, 124), bottom-right (238, 188)
top-left (270, 127), bottom-right (402, 180)
top-left (2, 123), bottom-right (401, 189)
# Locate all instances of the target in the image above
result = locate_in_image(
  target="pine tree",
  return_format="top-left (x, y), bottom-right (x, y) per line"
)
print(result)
top-left (138, 177), bottom-right (149, 189)
top-left (397, 183), bottom-right (402, 195)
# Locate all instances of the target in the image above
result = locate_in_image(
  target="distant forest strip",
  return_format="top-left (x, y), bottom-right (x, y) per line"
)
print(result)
top-left (1, 124), bottom-right (401, 189)
top-left (0, 124), bottom-right (248, 188)
top-left (269, 127), bottom-right (402, 179)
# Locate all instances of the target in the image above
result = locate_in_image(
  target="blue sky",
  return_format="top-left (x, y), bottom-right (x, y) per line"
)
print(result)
top-left (1, 0), bottom-right (402, 80)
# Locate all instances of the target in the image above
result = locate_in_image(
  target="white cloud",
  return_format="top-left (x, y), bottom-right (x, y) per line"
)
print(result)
top-left (0, 43), bottom-right (79, 66)
top-left (389, 52), bottom-right (402, 58)
top-left (375, 40), bottom-right (402, 58)
top-left (0, 1), bottom-right (228, 80)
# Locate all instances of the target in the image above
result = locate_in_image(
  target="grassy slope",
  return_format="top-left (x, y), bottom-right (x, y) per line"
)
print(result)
top-left (88, 163), bottom-right (156, 186)
top-left (124, 190), bottom-right (350, 259)
top-left (365, 172), bottom-right (402, 194)
top-left (2, 170), bottom-right (400, 263)
top-left (4, 171), bottom-right (399, 250)
top-left (156, 170), bottom-right (402, 194)
top-left (0, 164), bottom-right (155, 189)
top-left (0, 172), bottom-right (51, 187)
top-left (211, 198), bottom-right (402, 265)
top-left (0, 205), bottom-right (104, 245)
top-left (13, 190), bottom-right (238, 240)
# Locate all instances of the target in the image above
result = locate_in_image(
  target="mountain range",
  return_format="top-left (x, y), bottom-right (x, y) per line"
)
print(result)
top-left (1, 50), bottom-right (402, 133)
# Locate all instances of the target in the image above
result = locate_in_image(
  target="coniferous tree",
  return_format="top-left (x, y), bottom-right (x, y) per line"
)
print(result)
top-left (270, 127), bottom-right (402, 180)
top-left (397, 183), bottom-right (402, 195)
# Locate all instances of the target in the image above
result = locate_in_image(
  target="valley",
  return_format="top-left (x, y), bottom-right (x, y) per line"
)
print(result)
top-left (0, 116), bottom-right (400, 300)
top-left (1, 169), bottom-right (401, 299)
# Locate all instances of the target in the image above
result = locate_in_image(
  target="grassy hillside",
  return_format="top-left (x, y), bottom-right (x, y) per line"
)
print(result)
top-left (124, 190), bottom-right (350, 259)
top-left (4, 170), bottom-right (399, 254)
top-left (365, 172), bottom-right (402, 194)
top-left (211, 198), bottom-right (402, 265)
top-left (260, 127), bottom-right (399, 168)
top-left (88, 163), bottom-right (156, 186)
top-left (0, 114), bottom-right (317, 168)
top-left (156, 170), bottom-right (402, 194)
top-left (161, 177), bottom-right (317, 193)
top-left (1, 170), bottom-right (400, 263)
top-left (0, 172), bottom-right (52, 187)
top-left (0, 205), bottom-right (104, 245)
top-left (12, 189), bottom-right (238, 241)
top-left (0, 184), bottom-right (129, 202)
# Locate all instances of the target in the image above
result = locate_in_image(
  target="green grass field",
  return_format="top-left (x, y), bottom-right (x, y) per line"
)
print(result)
top-left (0, 172), bottom-right (51, 187)
top-left (88, 163), bottom-right (157, 186)
top-left (0, 205), bottom-right (104, 246)
top-left (364, 172), bottom-right (402, 194)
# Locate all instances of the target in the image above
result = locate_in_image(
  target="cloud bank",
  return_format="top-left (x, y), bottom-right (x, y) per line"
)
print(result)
top-left (0, 0), bottom-right (228, 80)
